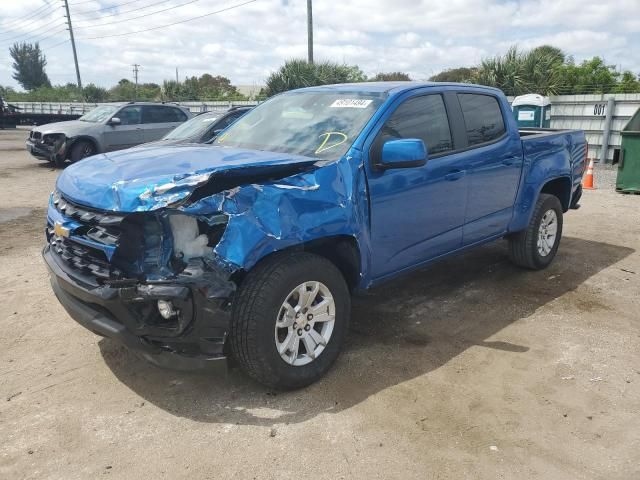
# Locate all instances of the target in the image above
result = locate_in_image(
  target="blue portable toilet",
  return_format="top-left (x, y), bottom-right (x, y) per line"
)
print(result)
top-left (512, 94), bottom-right (551, 128)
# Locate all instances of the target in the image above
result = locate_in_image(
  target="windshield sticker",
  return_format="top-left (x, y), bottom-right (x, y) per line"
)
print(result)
top-left (315, 132), bottom-right (348, 154)
top-left (329, 99), bottom-right (373, 109)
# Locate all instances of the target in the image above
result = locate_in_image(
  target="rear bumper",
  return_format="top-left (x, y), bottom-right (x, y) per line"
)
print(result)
top-left (43, 245), bottom-right (231, 371)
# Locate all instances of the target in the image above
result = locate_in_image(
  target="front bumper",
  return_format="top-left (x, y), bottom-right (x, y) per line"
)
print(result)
top-left (43, 245), bottom-right (231, 371)
top-left (26, 138), bottom-right (66, 162)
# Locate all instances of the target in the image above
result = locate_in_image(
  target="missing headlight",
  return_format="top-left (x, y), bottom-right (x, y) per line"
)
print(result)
top-left (43, 133), bottom-right (65, 146)
top-left (169, 213), bottom-right (228, 263)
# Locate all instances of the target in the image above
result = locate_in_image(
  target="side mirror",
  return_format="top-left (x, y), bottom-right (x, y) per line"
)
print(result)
top-left (108, 117), bottom-right (121, 126)
top-left (380, 138), bottom-right (428, 169)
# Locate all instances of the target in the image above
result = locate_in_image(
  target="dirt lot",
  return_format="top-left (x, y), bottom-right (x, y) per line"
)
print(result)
top-left (0, 128), bottom-right (639, 480)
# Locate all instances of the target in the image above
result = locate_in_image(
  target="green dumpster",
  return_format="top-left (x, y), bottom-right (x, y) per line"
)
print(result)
top-left (512, 94), bottom-right (551, 128)
top-left (616, 107), bottom-right (640, 194)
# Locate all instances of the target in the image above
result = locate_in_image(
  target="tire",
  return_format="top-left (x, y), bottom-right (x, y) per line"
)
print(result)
top-left (69, 140), bottom-right (96, 163)
top-left (230, 252), bottom-right (350, 389)
top-left (508, 193), bottom-right (563, 270)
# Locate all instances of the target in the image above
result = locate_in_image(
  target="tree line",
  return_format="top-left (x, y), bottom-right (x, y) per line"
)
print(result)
top-left (429, 45), bottom-right (640, 95)
top-left (2, 41), bottom-right (639, 103)
top-left (265, 46), bottom-right (639, 96)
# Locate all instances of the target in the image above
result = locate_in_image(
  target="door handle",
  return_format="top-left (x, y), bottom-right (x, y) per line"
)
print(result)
top-left (444, 169), bottom-right (465, 181)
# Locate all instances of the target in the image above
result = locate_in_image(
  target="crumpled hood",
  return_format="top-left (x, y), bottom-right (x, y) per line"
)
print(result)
top-left (56, 144), bottom-right (319, 212)
top-left (34, 120), bottom-right (96, 136)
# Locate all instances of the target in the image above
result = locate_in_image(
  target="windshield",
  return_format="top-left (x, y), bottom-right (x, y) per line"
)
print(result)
top-left (163, 112), bottom-right (222, 140)
top-left (79, 105), bottom-right (119, 123)
top-left (213, 91), bottom-right (386, 159)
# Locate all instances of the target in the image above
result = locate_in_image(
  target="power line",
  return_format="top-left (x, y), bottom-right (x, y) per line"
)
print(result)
top-left (74, 0), bottom-right (173, 21)
top-left (82, 0), bottom-right (258, 39)
top-left (0, 26), bottom-right (68, 48)
top-left (0, 5), bottom-right (61, 34)
top-left (75, 0), bottom-right (201, 29)
top-left (41, 38), bottom-right (71, 50)
top-left (68, 0), bottom-right (107, 5)
top-left (0, 3), bottom-right (58, 28)
top-left (0, 21), bottom-right (67, 42)
top-left (72, 0), bottom-right (156, 14)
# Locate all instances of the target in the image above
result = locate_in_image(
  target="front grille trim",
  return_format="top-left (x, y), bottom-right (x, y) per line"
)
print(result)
top-left (54, 197), bottom-right (125, 227)
top-left (49, 196), bottom-right (130, 281)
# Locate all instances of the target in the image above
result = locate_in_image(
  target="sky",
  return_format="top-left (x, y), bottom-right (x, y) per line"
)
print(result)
top-left (0, 0), bottom-right (639, 90)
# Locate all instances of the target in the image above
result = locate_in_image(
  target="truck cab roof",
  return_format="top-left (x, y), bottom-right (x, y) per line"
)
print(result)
top-left (295, 81), bottom-right (504, 96)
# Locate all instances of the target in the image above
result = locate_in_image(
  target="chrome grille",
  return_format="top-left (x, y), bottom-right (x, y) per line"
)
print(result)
top-left (55, 196), bottom-right (124, 226)
top-left (49, 233), bottom-right (122, 279)
top-left (48, 196), bottom-right (127, 281)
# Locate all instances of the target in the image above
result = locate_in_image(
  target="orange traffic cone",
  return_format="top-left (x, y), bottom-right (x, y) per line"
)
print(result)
top-left (583, 158), bottom-right (595, 190)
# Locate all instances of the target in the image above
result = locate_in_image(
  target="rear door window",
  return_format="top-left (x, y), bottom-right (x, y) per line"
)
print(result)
top-left (457, 94), bottom-right (506, 146)
top-left (142, 106), bottom-right (187, 124)
top-left (376, 94), bottom-right (453, 156)
top-left (170, 107), bottom-right (188, 122)
top-left (216, 112), bottom-right (241, 130)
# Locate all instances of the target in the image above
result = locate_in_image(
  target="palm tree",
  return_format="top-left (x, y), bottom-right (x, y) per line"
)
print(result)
top-left (264, 59), bottom-right (365, 96)
top-left (473, 45), bottom-right (566, 95)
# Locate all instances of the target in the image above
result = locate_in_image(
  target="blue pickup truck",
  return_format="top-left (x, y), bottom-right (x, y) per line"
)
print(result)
top-left (44, 82), bottom-right (587, 388)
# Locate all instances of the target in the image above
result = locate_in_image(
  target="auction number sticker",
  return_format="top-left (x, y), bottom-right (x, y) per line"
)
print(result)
top-left (330, 99), bottom-right (373, 108)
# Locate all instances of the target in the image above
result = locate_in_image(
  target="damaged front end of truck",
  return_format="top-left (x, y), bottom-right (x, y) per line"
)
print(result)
top-left (43, 146), bottom-right (362, 369)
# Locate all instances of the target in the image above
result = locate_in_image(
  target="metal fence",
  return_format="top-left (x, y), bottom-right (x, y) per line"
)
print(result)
top-left (11, 100), bottom-right (261, 116)
top-left (508, 93), bottom-right (640, 163)
top-left (14, 94), bottom-right (640, 163)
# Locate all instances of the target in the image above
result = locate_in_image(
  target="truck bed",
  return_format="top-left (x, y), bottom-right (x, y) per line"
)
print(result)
top-left (518, 128), bottom-right (578, 138)
top-left (516, 127), bottom-right (587, 217)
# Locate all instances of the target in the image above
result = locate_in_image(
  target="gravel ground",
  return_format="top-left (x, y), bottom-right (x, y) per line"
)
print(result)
top-left (0, 128), bottom-right (639, 480)
top-left (592, 163), bottom-right (619, 191)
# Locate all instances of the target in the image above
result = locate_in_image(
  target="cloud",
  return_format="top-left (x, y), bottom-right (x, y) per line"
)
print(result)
top-left (509, 31), bottom-right (628, 55)
top-left (0, 0), bottom-right (638, 89)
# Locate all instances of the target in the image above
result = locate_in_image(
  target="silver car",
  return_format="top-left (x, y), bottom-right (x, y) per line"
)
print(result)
top-left (26, 102), bottom-right (192, 167)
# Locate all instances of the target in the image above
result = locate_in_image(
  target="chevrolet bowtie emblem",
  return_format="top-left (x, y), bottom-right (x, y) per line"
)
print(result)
top-left (54, 222), bottom-right (70, 238)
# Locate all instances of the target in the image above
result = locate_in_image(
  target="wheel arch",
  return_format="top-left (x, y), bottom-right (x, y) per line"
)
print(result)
top-left (233, 235), bottom-right (362, 293)
top-left (539, 175), bottom-right (572, 212)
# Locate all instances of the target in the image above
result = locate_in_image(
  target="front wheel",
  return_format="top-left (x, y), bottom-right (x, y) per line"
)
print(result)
top-left (69, 140), bottom-right (96, 163)
top-left (230, 252), bottom-right (350, 389)
top-left (508, 193), bottom-right (563, 270)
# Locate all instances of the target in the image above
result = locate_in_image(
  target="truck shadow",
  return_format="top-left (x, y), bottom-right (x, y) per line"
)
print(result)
top-left (99, 236), bottom-right (634, 426)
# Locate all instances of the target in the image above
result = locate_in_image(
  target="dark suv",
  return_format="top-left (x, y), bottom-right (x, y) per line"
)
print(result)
top-left (140, 106), bottom-right (252, 146)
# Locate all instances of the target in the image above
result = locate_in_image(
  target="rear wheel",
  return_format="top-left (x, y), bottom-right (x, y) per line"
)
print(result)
top-left (230, 252), bottom-right (350, 389)
top-left (508, 193), bottom-right (563, 270)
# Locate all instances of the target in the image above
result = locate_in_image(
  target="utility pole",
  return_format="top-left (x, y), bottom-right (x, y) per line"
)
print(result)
top-left (62, 0), bottom-right (82, 90)
top-left (176, 67), bottom-right (179, 83)
top-left (306, 0), bottom-right (313, 64)
top-left (132, 64), bottom-right (140, 100)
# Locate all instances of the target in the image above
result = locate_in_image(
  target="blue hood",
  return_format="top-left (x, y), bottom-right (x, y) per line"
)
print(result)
top-left (56, 144), bottom-right (318, 212)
